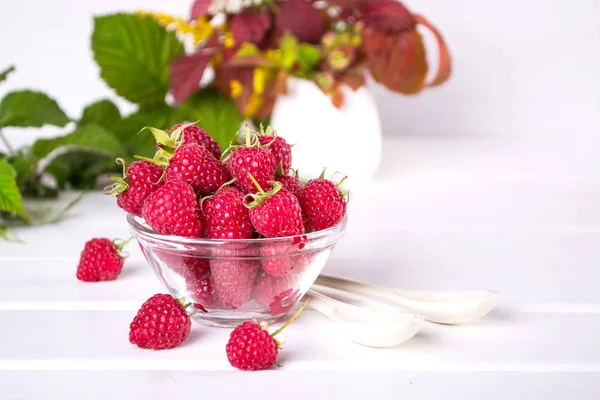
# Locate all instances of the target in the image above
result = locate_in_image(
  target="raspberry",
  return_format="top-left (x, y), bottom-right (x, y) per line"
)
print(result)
top-left (165, 143), bottom-right (230, 195)
top-left (168, 124), bottom-right (221, 159)
top-left (298, 175), bottom-right (347, 232)
top-left (246, 179), bottom-right (305, 238)
top-left (225, 130), bottom-right (277, 194)
top-left (259, 135), bottom-right (292, 174)
top-left (141, 180), bottom-right (203, 237)
top-left (185, 268), bottom-right (218, 311)
top-left (202, 186), bottom-right (253, 239)
top-left (211, 259), bottom-right (259, 309)
top-left (225, 301), bottom-right (308, 371)
top-left (76, 238), bottom-right (127, 282)
top-left (276, 173), bottom-right (303, 196)
top-left (129, 294), bottom-right (192, 350)
top-left (252, 271), bottom-right (297, 310)
top-left (260, 243), bottom-right (308, 277)
top-left (107, 159), bottom-right (164, 217)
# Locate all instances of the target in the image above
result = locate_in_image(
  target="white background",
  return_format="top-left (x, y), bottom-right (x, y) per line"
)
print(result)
top-left (1, 0), bottom-right (599, 180)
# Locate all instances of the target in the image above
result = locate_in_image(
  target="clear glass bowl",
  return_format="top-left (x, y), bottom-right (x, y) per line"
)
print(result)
top-left (128, 214), bottom-right (347, 327)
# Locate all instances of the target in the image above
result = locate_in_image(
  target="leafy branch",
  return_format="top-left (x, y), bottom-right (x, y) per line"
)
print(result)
top-left (0, 14), bottom-right (244, 241)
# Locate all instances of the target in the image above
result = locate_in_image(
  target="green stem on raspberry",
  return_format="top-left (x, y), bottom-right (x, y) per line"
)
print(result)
top-left (247, 173), bottom-right (266, 196)
top-left (114, 236), bottom-right (134, 257)
top-left (318, 168), bottom-right (326, 180)
top-left (116, 158), bottom-right (128, 177)
top-left (337, 176), bottom-right (348, 188)
top-left (271, 299), bottom-right (309, 338)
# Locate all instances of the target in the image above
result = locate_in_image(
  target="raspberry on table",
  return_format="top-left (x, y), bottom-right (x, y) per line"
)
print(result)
top-left (129, 293), bottom-right (193, 350)
top-left (226, 301), bottom-right (308, 371)
top-left (76, 237), bottom-right (129, 282)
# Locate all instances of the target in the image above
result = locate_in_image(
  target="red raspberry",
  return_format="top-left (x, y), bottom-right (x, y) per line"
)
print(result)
top-left (129, 294), bottom-right (192, 350)
top-left (259, 135), bottom-right (292, 174)
top-left (161, 252), bottom-right (210, 279)
top-left (211, 259), bottom-right (259, 309)
top-left (108, 160), bottom-right (164, 217)
top-left (168, 124), bottom-right (221, 159)
top-left (76, 238), bottom-right (126, 282)
top-left (226, 146), bottom-right (277, 194)
top-left (141, 180), bottom-right (203, 237)
top-left (260, 243), bottom-right (308, 277)
top-left (166, 143), bottom-right (230, 195)
top-left (247, 181), bottom-right (305, 238)
top-left (202, 186), bottom-right (253, 239)
top-left (298, 177), bottom-right (347, 232)
top-left (185, 267), bottom-right (218, 311)
top-left (276, 174), bottom-right (303, 196)
top-left (226, 301), bottom-right (308, 371)
top-left (252, 271), bottom-right (296, 309)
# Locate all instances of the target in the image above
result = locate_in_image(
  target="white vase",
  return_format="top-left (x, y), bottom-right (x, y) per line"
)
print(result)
top-left (270, 77), bottom-right (382, 187)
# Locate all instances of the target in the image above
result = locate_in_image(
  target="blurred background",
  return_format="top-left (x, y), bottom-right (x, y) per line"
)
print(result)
top-left (1, 0), bottom-right (599, 241)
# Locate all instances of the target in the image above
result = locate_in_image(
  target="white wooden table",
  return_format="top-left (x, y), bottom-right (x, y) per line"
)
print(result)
top-left (1, 138), bottom-right (599, 399)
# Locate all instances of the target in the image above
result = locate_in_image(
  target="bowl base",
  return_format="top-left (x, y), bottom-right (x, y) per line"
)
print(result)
top-left (192, 310), bottom-right (287, 328)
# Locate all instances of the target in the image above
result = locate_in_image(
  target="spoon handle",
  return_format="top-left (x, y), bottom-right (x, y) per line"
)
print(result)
top-left (315, 274), bottom-right (500, 324)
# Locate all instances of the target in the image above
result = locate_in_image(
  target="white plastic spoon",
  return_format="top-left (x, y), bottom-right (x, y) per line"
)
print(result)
top-left (314, 274), bottom-right (500, 325)
top-left (304, 288), bottom-right (424, 348)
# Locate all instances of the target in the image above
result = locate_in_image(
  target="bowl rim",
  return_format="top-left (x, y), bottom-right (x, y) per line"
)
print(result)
top-left (127, 213), bottom-right (348, 245)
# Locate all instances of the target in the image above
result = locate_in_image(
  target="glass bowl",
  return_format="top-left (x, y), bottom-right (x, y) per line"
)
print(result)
top-left (127, 214), bottom-right (347, 327)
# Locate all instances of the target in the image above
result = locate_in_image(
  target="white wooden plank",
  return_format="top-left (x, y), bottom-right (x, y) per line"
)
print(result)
top-left (0, 310), bottom-right (598, 372)
top-left (1, 371), bottom-right (599, 400)
top-left (1, 252), bottom-right (599, 309)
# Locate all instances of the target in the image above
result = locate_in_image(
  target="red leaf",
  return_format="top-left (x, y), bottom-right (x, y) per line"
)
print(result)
top-left (360, 0), bottom-right (416, 33)
top-left (414, 14), bottom-right (451, 87)
top-left (214, 65), bottom-right (254, 114)
top-left (226, 55), bottom-right (275, 68)
top-left (275, 0), bottom-right (324, 44)
top-left (190, 0), bottom-right (212, 19)
top-left (338, 70), bottom-right (366, 90)
top-left (170, 41), bottom-right (218, 104)
top-left (229, 11), bottom-right (271, 46)
top-left (362, 26), bottom-right (427, 94)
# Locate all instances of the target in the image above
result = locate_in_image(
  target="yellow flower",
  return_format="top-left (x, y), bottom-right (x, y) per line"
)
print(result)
top-left (244, 93), bottom-right (263, 118)
top-left (210, 53), bottom-right (223, 67)
top-left (224, 31), bottom-right (236, 49)
top-left (135, 10), bottom-right (178, 28)
top-left (265, 49), bottom-right (282, 66)
top-left (230, 80), bottom-right (243, 99)
top-left (253, 68), bottom-right (268, 95)
top-left (193, 16), bottom-right (215, 44)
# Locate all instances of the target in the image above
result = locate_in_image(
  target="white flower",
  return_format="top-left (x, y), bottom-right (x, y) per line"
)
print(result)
top-left (209, 0), bottom-right (255, 14)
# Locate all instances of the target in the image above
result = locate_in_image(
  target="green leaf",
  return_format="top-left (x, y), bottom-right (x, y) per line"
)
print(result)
top-left (179, 88), bottom-right (243, 151)
top-left (80, 99), bottom-right (121, 129)
top-left (280, 33), bottom-right (298, 70)
top-left (0, 223), bottom-right (21, 242)
top-left (0, 66), bottom-right (15, 84)
top-left (31, 125), bottom-right (122, 188)
top-left (8, 152), bottom-right (38, 187)
top-left (32, 124), bottom-right (122, 159)
top-left (0, 158), bottom-right (29, 222)
top-left (27, 190), bottom-right (86, 225)
top-left (113, 107), bottom-right (187, 158)
top-left (92, 13), bottom-right (185, 108)
top-left (0, 90), bottom-right (70, 128)
top-left (297, 44), bottom-right (321, 78)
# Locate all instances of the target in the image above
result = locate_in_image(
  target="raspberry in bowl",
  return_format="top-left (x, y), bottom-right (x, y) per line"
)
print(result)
top-left (128, 214), bottom-right (347, 327)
